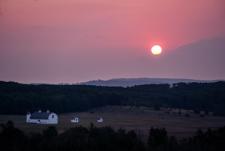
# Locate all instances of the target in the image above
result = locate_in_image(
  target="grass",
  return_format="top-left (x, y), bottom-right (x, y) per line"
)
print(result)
top-left (1, 106), bottom-right (225, 139)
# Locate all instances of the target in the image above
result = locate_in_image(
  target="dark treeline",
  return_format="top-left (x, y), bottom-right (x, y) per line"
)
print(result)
top-left (1, 121), bottom-right (225, 151)
top-left (0, 81), bottom-right (225, 115)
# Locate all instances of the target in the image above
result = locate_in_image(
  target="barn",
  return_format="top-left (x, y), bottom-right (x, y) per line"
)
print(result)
top-left (26, 111), bottom-right (58, 124)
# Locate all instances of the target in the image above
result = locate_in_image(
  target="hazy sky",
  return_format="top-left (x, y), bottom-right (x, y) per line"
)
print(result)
top-left (0, 0), bottom-right (225, 83)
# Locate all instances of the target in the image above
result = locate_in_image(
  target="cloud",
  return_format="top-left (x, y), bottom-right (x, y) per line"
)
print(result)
top-left (0, 0), bottom-right (3, 15)
top-left (162, 36), bottom-right (225, 80)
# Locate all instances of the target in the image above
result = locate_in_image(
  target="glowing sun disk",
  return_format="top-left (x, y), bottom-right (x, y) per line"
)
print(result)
top-left (151, 45), bottom-right (162, 55)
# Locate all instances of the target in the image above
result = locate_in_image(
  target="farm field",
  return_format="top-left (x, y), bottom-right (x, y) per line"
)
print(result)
top-left (1, 106), bottom-right (225, 139)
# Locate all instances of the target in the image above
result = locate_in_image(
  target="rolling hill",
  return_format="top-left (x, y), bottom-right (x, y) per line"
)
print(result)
top-left (80, 78), bottom-right (212, 87)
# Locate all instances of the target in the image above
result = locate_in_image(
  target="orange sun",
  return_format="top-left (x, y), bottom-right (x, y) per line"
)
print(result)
top-left (151, 45), bottom-right (162, 55)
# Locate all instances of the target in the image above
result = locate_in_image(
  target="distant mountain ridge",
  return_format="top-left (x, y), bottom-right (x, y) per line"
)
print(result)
top-left (80, 78), bottom-right (215, 87)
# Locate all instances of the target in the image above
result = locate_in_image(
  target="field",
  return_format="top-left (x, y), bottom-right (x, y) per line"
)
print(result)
top-left (1, 106), bottom-right (225, 139)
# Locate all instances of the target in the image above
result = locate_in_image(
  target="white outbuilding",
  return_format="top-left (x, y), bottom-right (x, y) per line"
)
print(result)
top-left (26, 110), bottom-right (58, 124)
top-left (97, 117), bottom-right (104, 123)
top-left (71, 117), bottom-right (80, 123)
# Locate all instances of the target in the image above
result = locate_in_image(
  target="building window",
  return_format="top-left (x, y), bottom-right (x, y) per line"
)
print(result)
top-left (52, 115), bottom-right (54, 118)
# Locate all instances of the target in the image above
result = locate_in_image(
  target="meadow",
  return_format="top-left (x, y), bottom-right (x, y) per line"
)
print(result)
top-left (1, 106), bottom-right (225, 139)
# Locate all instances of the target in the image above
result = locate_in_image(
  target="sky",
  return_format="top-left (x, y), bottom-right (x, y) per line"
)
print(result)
top-left (0, 0), bottom-right (225, 83)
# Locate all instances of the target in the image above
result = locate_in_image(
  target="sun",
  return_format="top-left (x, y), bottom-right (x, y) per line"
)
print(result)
top-left (151, 45), bottom-right (162, 55)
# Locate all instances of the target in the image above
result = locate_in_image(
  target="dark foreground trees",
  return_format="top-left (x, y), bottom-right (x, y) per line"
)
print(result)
top-left (1, 121), bottom-right (225, 151)
top-left (0, 121), bottom-right (145, 151)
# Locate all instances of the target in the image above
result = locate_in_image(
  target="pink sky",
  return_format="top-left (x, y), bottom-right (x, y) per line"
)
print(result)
top-left (0, 0), bottom-right (225, 83)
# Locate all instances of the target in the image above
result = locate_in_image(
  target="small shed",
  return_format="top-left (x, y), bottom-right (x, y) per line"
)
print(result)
top-left (71, 117), bottom-right (80, 123)
top-left (97, 117), bottom-right (104, 123)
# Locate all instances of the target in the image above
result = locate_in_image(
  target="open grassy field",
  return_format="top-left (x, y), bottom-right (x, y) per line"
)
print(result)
top-left (1, 106), bottom-right (225, 139)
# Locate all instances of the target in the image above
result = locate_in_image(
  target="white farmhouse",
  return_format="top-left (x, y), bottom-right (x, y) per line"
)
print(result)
top-left (26, 111), bottom-right (58, 124)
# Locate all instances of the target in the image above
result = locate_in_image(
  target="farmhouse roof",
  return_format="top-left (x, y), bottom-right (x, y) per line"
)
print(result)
top-left (30, 112), bottom-right (51, 119)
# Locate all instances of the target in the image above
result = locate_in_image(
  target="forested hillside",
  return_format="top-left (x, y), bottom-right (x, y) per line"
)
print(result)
top-left (0, 81), bottom-right (225, 115)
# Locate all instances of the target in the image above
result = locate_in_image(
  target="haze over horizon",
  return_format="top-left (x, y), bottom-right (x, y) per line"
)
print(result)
top-left (0, 0), bottom-right (225, 83)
